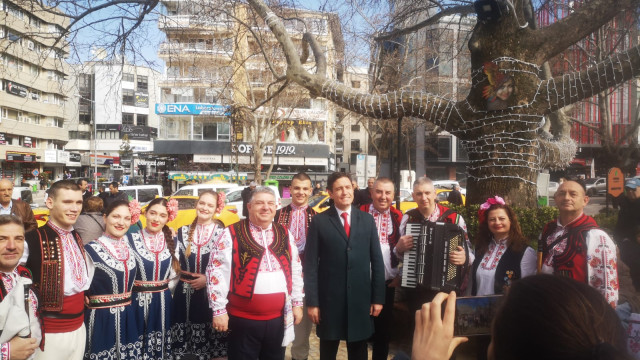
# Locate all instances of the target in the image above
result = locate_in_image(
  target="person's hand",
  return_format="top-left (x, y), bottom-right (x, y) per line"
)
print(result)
top-left (184, 272), bottom-right (207, 290)
top-left (293, 306), bottom-right (303, 325)
top-left (170, 227), bottom-right (177, 238)
top-left (213, 313), bottom-right (229, 332)
top-left (412, 292), bottom-right (468, 360)
top-left (396, 235), bottom-right (414, 255)
top-left (370, 304), bottom-right (383, 317)
top-left (449, 246), bottom-right (466, 266)
top-left (308, 306), bottom-right (321, 324)
top-left (9, 336), bottom-right (38, 360)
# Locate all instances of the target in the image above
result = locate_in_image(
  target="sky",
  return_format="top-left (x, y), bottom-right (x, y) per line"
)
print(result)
top-left (69, 0), bottom-right (380, 72)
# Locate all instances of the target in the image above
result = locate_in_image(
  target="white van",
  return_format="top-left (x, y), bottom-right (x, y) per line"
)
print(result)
top-left (106, 185), bottom-right (163, 204)
top-left (172, 183), bottom-right (238, 197)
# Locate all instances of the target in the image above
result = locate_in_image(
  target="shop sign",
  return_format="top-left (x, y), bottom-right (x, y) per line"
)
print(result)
top-left (135, 93), bottom-right (149, 107)
top-left (120, 125), bottom-right (150, 141)
top-left (0, 133), bottom-right (5, 145)
top-left (168, 171), bottom-right (247, 182)
top-left (194, 154), bottom-right (222, 163)
top-left (6, 151), bottom-right (35, 162)
top-left (155, 103), bottom-right (230, 116)
top-left (232, 143), bottom-right (296, 155)
top-left (607, 167), bottom-right (625, 198)
top-left (268, 174), bottom-right (294, 181)
top-left (306, 158), bottom-right (328, 166)
top-left (44, 150), bottom-right (57, 163)
top-left (57, 151), bottom-right (69, 164)
top-left (256, 107), bottom-right (327, 121)
top-left (69, 153), bottom-right (81, 162)
top-left (6, 81), bottom-right (27, 98)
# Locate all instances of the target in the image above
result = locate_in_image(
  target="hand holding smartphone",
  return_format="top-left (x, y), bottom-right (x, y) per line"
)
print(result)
top-left (445, 295), bottom-right (504, 336)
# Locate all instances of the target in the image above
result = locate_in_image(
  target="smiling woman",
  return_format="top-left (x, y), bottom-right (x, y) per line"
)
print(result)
top-left (83, 199), bottom-right (142, 359)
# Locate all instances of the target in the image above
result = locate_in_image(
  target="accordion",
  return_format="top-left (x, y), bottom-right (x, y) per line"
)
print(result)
top-left (401, 221), bottom-right (466, 292)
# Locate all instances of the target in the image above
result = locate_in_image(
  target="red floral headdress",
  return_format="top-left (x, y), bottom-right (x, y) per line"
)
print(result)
top-left (128, 199), bottom-right (142, 225)
top-left (216, 191), bottom-right (226, 215)
top-left (478, 196), bottom-right (506, 223)
top-left (166, 198), bottom-right (179, 222)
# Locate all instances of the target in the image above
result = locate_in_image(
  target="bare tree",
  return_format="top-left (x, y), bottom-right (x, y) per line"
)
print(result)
top-left (244, 0), bottom-right (640, 206)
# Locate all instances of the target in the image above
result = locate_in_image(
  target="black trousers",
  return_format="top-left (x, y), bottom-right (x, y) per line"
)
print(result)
top-left (319, 339), bottom-right (368, 360)
top-left (227, 315), bottom-right (285, 360)
top-left (371, 281), bottom-right (395, 360)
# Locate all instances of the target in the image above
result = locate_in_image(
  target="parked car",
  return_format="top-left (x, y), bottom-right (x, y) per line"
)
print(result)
top-left (399, 188), bottom-right (466, 213)
top-left (139, 196), bottom-right (239, 228)
top-left (172, 183), bottom-right (238, 197)
top-left (224, 185), bottom-right (282, 219)
top-left (104, 185), bottom-right (163, 205)
top-left (585, 177), bottom-right (606, 196)
top-left (33, 196), bottom-right (241, 229)
top-left (12, 186), bottom-right (32, 204)
top-left (431, 180), bottom-right (467, 195)
top-left (308, 192), bottom-right (331, 213)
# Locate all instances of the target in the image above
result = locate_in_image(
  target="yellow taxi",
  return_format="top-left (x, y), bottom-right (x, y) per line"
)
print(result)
top-left (308, 192), bottom-right (331, 213)
top-left (399, 188), bottom-right (466, 213)
top-left (33, 196), bottom-right (240, 229)
top-left (139, 196), bottom-right (240, 229)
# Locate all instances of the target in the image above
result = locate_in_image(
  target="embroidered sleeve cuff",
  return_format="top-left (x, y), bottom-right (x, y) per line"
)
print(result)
top-left (293, 300), bottom-right (304, 307)
top-left (213, 309), bottom-right (227, 317)
top-left (1, 343), bottom-right (9, 360)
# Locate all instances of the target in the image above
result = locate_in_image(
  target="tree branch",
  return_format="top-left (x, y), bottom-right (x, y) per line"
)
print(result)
top-left (525, 0), bottom-right (640, 63)
top-left (374, 4), bottom-right (475, 42)
top-left (535, 44), bottom-right (640, 115)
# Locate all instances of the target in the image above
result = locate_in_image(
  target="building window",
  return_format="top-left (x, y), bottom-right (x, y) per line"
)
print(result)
top-left (122, 73), bottom-right (134, 82)
top-left (137, 75), bottom-right (148, 93)
top-left (137, 114), bottom-right (147, 126)
top-left (122, 113), bottom-right (134, 125)
top-left (351, 80), bottom-right (361, 89)
top-left (122, 89), bottom-right (135, 106)
top-left (351, 139), bottom-right (360, 152)
top-left (351, 124), bottom-right (360, 132)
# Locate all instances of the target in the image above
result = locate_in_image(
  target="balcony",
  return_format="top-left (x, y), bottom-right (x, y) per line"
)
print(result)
top-left (158, 42), bottom-right (232, 59)
top-left (158, 15), bottom-right (232, 31)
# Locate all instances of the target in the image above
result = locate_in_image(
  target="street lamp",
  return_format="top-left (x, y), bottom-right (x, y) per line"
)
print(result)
top-left (75, 94), bottom-right (97, 194)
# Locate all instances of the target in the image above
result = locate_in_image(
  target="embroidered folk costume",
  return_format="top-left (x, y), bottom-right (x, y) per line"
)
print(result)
top-left (0, 266), bottom-right (42, 360)
top-left (128, 230), bottom-right (176, 359)
top-left (206, 220), bottom-right (303, 353)
top-left (25, 221), bottom-right (90, 360)
top-left (539, 213), bottom-right (619, 306)
top-left (470, 238), bottom-right (536, 295)
top-left (84, 235), bottom-right (141, 360)
top-left (171, 223), bottom-right (225, 360)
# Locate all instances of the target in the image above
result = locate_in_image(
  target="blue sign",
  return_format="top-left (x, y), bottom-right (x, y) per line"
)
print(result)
top-left (32, 169), bottom-right (39, 177)
top-left (155, 103), bottom-right (231, 116)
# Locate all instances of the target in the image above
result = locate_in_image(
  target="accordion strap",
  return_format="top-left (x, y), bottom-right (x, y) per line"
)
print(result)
top-left (437, 209), bottom-right (455, 222)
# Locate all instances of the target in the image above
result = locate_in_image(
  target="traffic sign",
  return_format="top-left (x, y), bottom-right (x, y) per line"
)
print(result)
top-left (32, 169), bottom-right (39, 177)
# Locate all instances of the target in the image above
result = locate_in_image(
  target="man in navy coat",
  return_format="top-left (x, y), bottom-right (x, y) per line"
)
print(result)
top-left (305, 172), bottom-right (385, 360)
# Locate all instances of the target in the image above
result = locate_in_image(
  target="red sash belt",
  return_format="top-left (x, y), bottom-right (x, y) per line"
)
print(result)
top-left (42, 292), bottom-right (85, 333)
top-left (228, 292), bottom-right (285, 320)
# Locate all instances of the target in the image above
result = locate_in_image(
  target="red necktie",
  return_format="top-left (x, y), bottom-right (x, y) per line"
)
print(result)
top-left (341, 212), bottom-right (350, 238)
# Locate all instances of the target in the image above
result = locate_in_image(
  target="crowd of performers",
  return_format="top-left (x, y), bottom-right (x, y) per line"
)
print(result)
top-left (0, 171), bottom-right (629, 360)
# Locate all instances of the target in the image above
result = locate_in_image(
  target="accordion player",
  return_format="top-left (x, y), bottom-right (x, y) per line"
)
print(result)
top-left (401, 220), bottom-right (468, 293)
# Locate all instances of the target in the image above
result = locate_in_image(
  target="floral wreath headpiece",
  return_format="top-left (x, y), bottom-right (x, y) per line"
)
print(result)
top-left (478, 196), bottom-right (506, 223)
top-left (166, 198), bottom-right (179, 222)
top-left (216, 191), bottom-right (226, 215)
top-left (128, 199), bottom-right (142, 225)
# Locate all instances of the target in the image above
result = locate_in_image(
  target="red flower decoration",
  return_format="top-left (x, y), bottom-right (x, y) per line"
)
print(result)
top-left (129, 200), bottom-right (141, 225)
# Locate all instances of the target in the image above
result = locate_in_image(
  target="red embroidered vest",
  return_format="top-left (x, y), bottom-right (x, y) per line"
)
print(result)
top-left (405, 204), bottom-right (460, 225)
top-left (228, 220), bottom-right (293, 298)
top-left (25, 224), bottom-right (85, 312)
top-left (540, 214), bottom-right (599, 283)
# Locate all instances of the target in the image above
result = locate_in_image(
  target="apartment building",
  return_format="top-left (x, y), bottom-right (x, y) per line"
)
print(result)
top-left (154, 1), bottom-right (342, 186)
top-left (0, 0), bottom-right (70, 185)
top-left (64, 60), bottom-right (161, 184)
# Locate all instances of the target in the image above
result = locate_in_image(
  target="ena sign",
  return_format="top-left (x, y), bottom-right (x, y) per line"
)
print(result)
top-left (234, 144), bottom-right (296, 155)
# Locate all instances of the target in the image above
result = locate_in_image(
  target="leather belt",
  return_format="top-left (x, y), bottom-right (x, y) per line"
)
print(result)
top-left (42, 310), bottom-right (85, 319)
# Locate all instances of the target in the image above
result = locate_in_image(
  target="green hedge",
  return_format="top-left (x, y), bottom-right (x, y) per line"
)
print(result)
top-left (446, 204), bottom-right (559, 250)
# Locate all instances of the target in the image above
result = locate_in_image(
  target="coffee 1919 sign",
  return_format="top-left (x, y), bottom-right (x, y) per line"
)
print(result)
top-left (232, 144), bottom-right (296, 155)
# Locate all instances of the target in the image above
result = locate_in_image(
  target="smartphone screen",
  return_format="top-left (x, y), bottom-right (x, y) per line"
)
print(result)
top-left (452, 295), bottom-right (503, 336)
